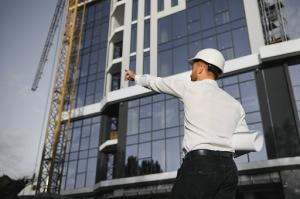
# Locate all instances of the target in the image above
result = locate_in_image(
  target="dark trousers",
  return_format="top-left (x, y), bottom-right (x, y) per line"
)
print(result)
top-left (170, 153), bottom-right (238, 199)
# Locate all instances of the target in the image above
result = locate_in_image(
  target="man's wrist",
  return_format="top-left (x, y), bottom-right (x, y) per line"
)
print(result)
top-left (134, 74), bottom-right (144, 85)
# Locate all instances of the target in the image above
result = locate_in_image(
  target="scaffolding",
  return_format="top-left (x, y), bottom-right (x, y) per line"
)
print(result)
top-left (258, 0), bottom-right (289, 44)
top-left (35, 0), bottom-right (87, 195)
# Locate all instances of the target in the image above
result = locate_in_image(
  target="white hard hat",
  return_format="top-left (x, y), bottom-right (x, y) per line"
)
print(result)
top-left (188, 48), bottom-right (225, 73)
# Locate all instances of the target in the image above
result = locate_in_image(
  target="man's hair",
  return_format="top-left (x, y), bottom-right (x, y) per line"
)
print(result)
top-left (207, 64), bottom-right (222, 79)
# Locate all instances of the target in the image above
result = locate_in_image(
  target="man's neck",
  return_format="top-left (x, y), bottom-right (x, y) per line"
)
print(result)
top-left (197, 77), bottom-right (215, 81)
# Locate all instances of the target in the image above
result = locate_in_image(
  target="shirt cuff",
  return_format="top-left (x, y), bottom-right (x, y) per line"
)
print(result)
top-left (134, 74), bottom-right (141, 84)
top-left (134, 74), bottom-right (147, 86)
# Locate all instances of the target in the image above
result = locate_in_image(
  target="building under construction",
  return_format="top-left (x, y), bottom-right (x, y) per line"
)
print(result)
top-left (23, 0), bottom-right (300, 198)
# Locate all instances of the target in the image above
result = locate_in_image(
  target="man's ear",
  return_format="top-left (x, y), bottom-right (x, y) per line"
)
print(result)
top-left (197, 63), bottom-right (204, 74)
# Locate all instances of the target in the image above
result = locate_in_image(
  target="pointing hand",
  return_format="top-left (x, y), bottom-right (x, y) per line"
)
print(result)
top-left (124, 69), bottom-right (136, 81)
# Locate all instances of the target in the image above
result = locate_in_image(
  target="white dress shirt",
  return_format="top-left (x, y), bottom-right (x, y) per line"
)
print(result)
top-left (134, 74), bottom-right (249, 155)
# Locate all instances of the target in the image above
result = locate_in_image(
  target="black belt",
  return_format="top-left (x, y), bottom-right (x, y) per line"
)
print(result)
top-left (184, 149), bottom-right (234, 160)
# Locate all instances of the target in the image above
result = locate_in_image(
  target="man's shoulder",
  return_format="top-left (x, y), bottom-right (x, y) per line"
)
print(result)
top-left (218, 88), bottom-right (242, 107)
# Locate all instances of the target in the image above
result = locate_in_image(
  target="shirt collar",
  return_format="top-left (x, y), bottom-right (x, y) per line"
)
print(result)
top-left (194, 79), bottom-right (219, 87)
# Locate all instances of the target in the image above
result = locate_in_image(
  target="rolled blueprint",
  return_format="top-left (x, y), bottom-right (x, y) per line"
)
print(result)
top-left (232, 131), bottom-right (264, 151)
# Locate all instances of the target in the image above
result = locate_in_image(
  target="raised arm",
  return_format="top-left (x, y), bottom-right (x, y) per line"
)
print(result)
top-left (124, 69), bottom-right (188, 99)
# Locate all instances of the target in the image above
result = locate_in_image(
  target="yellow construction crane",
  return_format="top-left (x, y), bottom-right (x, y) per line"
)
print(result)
top-left (32, 0), bottom-right (87, 196)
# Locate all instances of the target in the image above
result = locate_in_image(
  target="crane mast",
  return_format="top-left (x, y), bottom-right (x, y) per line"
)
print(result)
top-left (35, 0), bottom-right (87, 195)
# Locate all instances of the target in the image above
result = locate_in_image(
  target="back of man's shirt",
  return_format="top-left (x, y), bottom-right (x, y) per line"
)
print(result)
top-left (135, 75), bottom-right (249, 155)
top-left (182, 79), bottom-right (247, 154)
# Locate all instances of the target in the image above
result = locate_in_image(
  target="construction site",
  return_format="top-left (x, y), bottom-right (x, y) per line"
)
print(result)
top-left (2, 0), bottom-right (300, 198)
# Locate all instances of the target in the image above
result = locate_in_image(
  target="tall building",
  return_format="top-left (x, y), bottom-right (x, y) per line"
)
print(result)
top-left (38, 0), bottom-right (300, 198)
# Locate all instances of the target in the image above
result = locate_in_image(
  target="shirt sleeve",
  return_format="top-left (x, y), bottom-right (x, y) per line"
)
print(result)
top-left (234, 104), bottom-right (250, 133)
top-left (134, 74), bottom-right (188, 99)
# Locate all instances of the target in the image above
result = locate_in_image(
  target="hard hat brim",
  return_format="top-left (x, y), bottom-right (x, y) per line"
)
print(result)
top-left (188, 57), bottom-right (202, 65)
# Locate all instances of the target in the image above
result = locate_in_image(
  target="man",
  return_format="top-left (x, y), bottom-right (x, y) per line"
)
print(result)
top-left (124, 48), bottom-right (249, 199)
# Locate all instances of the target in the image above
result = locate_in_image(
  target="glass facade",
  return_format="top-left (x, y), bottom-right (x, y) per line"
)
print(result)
top-left (125, 94), bottom-right (184, 176)
top-left (288, 64), bottom-right (300, 119)
top-left (125, 71), bottom-right (267, 177)
top-left (157, 0), bottom-right (250, 77)
top-left (217, 72), bottom-right (268, 162)
top-left (61, 115), bottom-right (101, 190)
top-left (71, 0), bottom-right (110, 109)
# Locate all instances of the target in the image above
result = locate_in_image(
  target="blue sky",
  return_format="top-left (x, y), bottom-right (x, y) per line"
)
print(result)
top-left (0, 1), bottom-right (58, 179)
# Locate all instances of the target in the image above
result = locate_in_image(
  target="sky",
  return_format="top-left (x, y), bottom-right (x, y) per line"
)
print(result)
top-left (0, 0), bottom-right (58, 179)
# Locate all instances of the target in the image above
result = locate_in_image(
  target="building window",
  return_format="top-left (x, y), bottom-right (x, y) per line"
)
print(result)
top-left (288, 64), bottom-right (300, 119)
top-left (129, 55), bottom-right (136, 87)
top-left (132, 0), bottom-right (138, 21)
top-left (145, 0), bottom-right (151, 16)
top-left (143, 51), bottom-right (150, 74)
top-left (232, 27), bottom-right (251, 58)
top-left (125, 94), bottom-right (184, 177)
top-left (61, 115), bottom-right (102, 190)
top-left (158, 43), bottom-right (189, 77)
top-left (144, 19), bottom-right (150, 49)
top-left (158, 49), bottom-right (172, 77)
top-left (171, 0), bottom-right (178, 7)
top-left (173, 44), bottom-right (188, 74)
top-left (172, 11), bottom-right (187, 40)
top-left (158, 0), bottom-right (164, 12)
top-left (157, 0), bottom-right (250, 77)
top-left (111, 72), bottom-right (121, 91)
top-left (158, 16), bottom-right (172, 44)
top-left (113, 41), bottom-right (123, 59)
top-left (130, 24), bottom-right (137, 53)
top-left (106, 154), bottom-right (114, 180)
top-left (218, 71), bottom-right (268, 162)
top-left (106, 117), bottom-right (118, 180)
